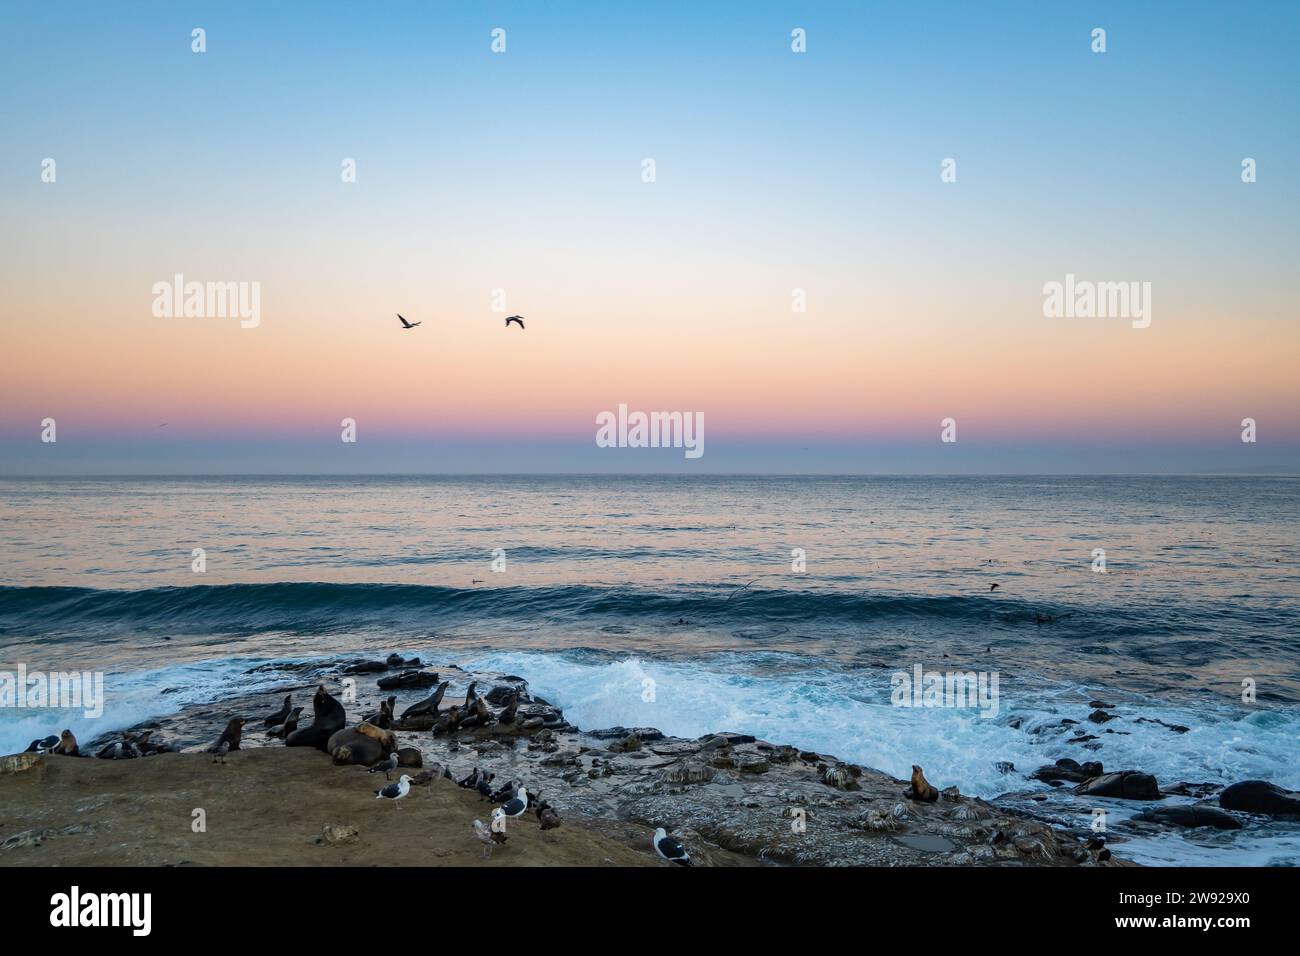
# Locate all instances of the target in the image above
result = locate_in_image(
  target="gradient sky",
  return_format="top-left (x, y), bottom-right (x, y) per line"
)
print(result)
top-left (2, 1), bottom-right (1298, 473)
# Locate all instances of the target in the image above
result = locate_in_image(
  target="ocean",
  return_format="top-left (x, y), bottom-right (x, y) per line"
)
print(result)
top-left (1, 475), bottom-right (1297, 865)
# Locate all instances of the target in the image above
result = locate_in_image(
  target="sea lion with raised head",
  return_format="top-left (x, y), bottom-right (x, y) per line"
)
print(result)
top-left (286, 685), bottom-right (346, 751)
top-left (497, 692), bottom-right (519, 725)
top-left (267, 706), bottom-right (303, 739)
top-left (54, 729), bottom-right (79, 756)
top-left (400, 680), bottom-right (448, 720)
top-left (262, 694), bottom-right (292, 727)
top-left (904, 764), bottom-right (940, 802)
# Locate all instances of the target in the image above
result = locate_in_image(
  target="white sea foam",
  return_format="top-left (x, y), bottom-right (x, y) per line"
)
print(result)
top-left (0, 657), bottom-right (306, 756)
top-left (469, 649), bottom-right (1300, 865)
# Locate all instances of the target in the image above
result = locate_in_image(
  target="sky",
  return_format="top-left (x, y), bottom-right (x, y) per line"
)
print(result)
top-left (1, 1), bottom-right (1298, 474)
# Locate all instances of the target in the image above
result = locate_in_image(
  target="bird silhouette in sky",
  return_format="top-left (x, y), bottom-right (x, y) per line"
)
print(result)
top-left (397, 313), bottom-right (421, 329)
top-left (505, 315), bottom-right (525, 330)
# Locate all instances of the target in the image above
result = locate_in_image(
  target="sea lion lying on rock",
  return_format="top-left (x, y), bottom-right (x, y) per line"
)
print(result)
top-left (328, 722), bottom-right (398, 767)
top-left (286, 685), bottom-right (347, 751)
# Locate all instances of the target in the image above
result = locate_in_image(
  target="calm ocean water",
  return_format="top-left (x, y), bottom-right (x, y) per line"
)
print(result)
top-left (2, 475), bottom-right (1298, 864)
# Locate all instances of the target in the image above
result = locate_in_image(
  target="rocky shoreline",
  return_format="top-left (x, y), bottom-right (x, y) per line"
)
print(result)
top-left (7, 652), bottom-right (1297, 866)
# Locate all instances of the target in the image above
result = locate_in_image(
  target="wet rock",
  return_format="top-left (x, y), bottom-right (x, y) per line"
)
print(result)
top-left (1074, 771), bottom-right (1161, 801)
top-left (1031, 759), bottom-right (1103, 784)
top-left (658, 762), bottom-right (715, 786)
top-left (377, 670), bottom-right (440, 690)
top-left (738, 757), bottom-right (770, 774)
top-left (995, 761), bottom-right (1016, 775)
top-left (1133, 805), bottom-right (1242, 830)
top-left (820, 765), bottom-right (861, 791)
top-left (316, 824), bottom-right (359, 846)
top-left (1219, 780), bottom-right (1300, 818)
top-left (607, 734), bottom-right (642, 753)
top-left (0, 753), bottom-right (45, 775)
top-left (342, 660), bottom-right (387, 675)
top-left (385, 654), bottom-right (421, 668)
top-left (588, 726), bottom-right (665, 742)
top-left (1087, 710), bottom-right (1115, 724)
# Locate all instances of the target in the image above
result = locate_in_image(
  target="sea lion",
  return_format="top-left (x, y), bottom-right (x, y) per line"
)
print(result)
top-left (432, 705), bottom-right (464, 736)
top-left (55, 729), bottom-right (79, 756)
top-left (904, 764), bottom-right (940, 802)
top-left (497, 692), bottom-right (519, 725)
top-left (286, 685), bottom-right (346, 751)
top-left (364, 696), bottom-right (396, 728)
top-left (463, 681), bottom-right (478, 708)
top-left (262, 694), bottom-right (292, 727)
top-left (538, 804), bottom-right (561, 831)
top-left (267, 706), bottom-right (303, 739)
top-left (211, 718), bottom-right (246, 754)
top-left (328, 722), bottom-right (396, 766)
top-left (400, 681), bottom-right (448, 720)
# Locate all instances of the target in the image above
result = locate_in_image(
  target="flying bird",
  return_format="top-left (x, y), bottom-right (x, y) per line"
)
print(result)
top-left (652, 827), bottom-right (693, 866)
top-left (504, 315), bottom-right (525, 330)
top-left (396, 313), bottom-right (422, 329)
top-left (989, 583), bottom-right (999, 592)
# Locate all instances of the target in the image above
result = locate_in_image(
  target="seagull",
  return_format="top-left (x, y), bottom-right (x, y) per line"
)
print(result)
top-left (504, 315), bottom-right (525, 330)
top-left (473, 818), bottom-right (507, 858)
top-left (375, 774), bottom-right (412, 806)
top-left (396, 313), bottom-right (422, 329)
top-left (210, 741), bottom-right (230, 764)
top-left (368, 752), bottom-right (400, 780)
top-left (652, 827), bottom-right (693, 866)
top-left (496, 786), bottom-right (528, 821)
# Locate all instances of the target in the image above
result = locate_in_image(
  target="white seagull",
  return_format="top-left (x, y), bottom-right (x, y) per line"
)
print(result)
top-left (496, 785), bottom-right (528, 820)
top-left (652, 827), bottom-right (693, 866)
top-left (375, 774), bottom-right (412, 806)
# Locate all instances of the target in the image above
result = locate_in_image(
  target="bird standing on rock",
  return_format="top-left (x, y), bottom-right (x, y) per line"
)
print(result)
top-left (376, 774), bottom-right (412, 806)
top-left (472, 818), bottom-right (507, 858)
top-left (652, 828), bottom-right (693, 866)
top-left (368, 752), bottom-right (399, 779)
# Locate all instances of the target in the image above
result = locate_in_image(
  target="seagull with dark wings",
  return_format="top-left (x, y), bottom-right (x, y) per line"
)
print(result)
top-left (396, 313), bottom-right (421, 329)
top-left (505, 315), bottom-right (525, 330)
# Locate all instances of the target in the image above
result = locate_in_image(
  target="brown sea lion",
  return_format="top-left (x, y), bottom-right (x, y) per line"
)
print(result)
top-left (400, 681), bottom-right (448, 720)
top-left (286, 685), bottom-right (346, 751)
top-left (262, 694), bottom-right (292, 727)
top-left (55, 729), bottom-right (79, 756)
top-left (353, 721), bottom-right (397, 751)
top-left (497, 692), bottom-right (519, 725)
top-left (267, 706), bottom-right (303, 739)
top-left (212, 718), bottom-right (246, 753)
top-left (904, 764), bottom-right (940, 802)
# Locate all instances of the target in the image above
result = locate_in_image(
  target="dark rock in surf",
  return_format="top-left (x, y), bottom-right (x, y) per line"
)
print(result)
top-left (1074, 771), bottom-right (1160, 801)
top-left (1132, 805), bottom-right (1242, 830)
top-left (1219, 780), bottom-right (1300, 818)
top-left (377, 670), bottom-right (440, 690)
